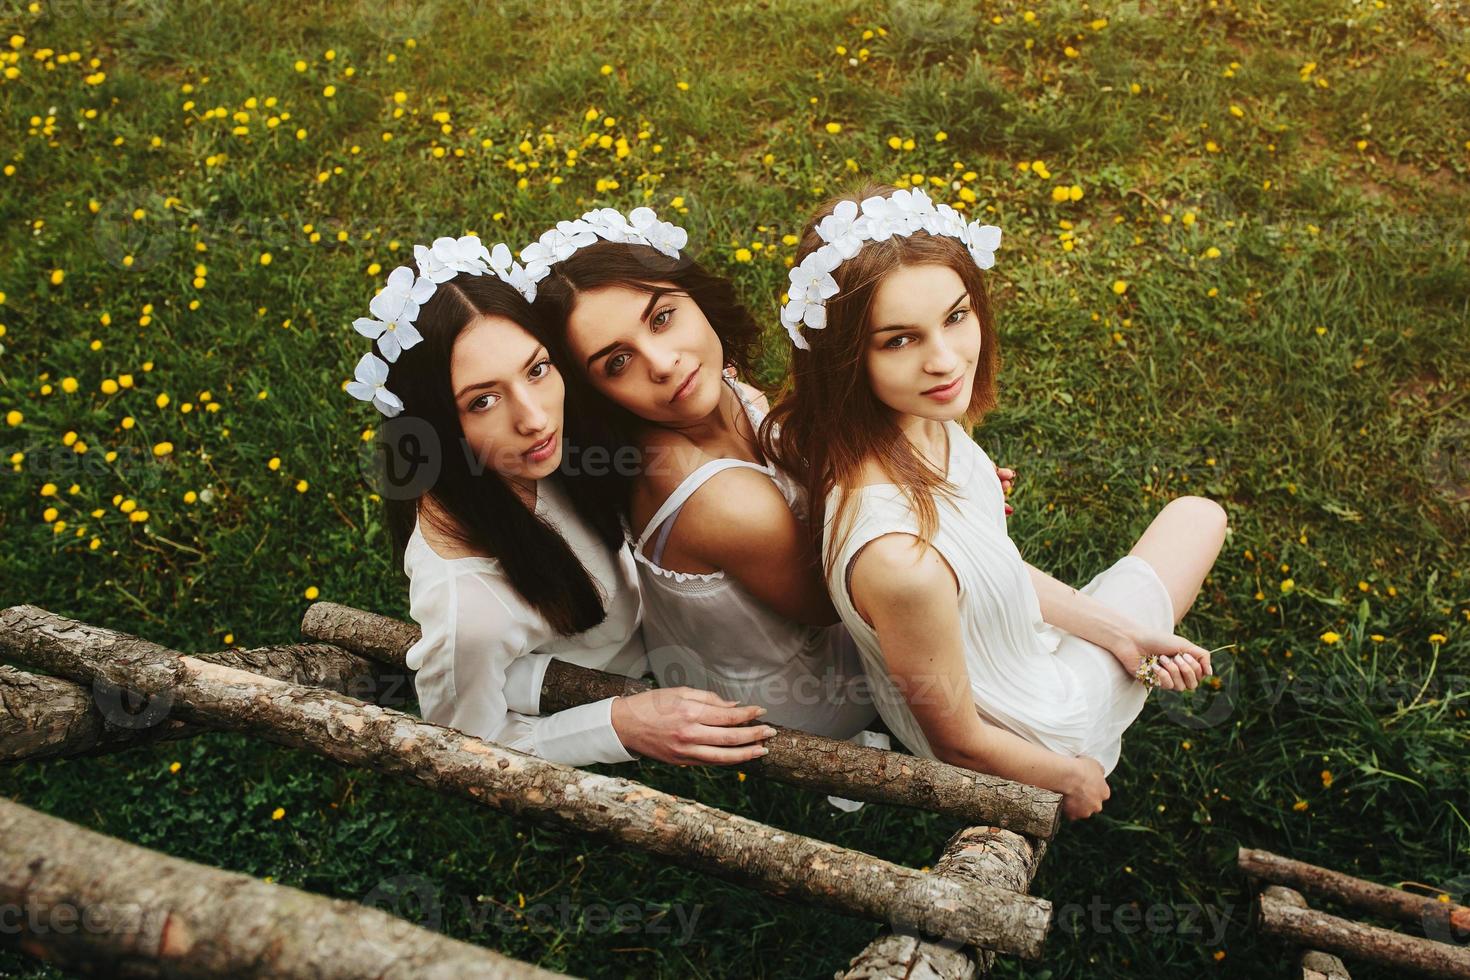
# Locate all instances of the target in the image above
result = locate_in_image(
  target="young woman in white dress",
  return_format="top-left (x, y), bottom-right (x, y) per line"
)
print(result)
top-left (519, 208), bottom-right (902, 743)
top-left (761, 184), bottom-right (1228, 820)
top-left (345, 236), bottom-right (777, 768)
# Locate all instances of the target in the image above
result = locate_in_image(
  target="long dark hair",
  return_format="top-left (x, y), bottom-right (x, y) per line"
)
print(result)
top-left (760, 182), bottom-right (1001, 577)
top-left (532, 240), bottom-right (764, 530)
top-left (376, 272), bottom-right (620, 636)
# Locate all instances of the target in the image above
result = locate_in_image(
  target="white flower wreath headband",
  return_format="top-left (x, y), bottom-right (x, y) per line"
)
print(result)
top-left (345, 207), bottom-right (689, 419)
top-left (780, 187), bottom-right (1003, 351)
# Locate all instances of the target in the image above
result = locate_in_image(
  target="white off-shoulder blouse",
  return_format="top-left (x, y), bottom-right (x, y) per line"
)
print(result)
top-left (403, 478), bottom-right (649, 766)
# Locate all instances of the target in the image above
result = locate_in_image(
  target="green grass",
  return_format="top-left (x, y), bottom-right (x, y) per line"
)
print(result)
top-left (2, 0), bottom-right (1468, 976)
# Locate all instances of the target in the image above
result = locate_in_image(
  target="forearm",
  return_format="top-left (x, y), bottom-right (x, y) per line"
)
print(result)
top-left (1025, 561), bottom-right (1135, 652)
top-left (942, 719), bottom-right (1083, 796)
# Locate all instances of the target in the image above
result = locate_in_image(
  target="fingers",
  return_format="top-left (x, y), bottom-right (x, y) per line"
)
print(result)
top-left (693, 702), bottom-right (771, 728)
top-left (690, 723), bottom-right (778, 747)
top-left (676, 687), bottom-right (740, 706)
top-left (680, 742), bottom-right (773, 767)
top-left (1169, 654), bottom-right (1200, 690)
top-left (1160, 656), bottom-right (1186, 690)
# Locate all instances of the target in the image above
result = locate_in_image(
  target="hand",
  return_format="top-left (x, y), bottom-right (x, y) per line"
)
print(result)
top-left (1061, 756), bottom-right (1110, 820)
top-left (1111, 629), bottom-right (1214, 691)
top-left (611, 687), bottom-right (776, 766)
top-left (995, 465), bottom-right (1015, 516)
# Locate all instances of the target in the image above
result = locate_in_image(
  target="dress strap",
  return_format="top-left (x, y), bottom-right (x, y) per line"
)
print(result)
top-left (635, 456), bottom-right (773, 553)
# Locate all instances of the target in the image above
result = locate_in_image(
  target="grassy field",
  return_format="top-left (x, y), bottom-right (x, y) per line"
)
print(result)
top-left (2, 0), bottom-right (1468, 976)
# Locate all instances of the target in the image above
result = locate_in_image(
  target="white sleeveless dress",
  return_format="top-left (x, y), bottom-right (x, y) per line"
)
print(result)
top-left (823, 420), bottom-right (1176, 776)
top-left (631, 376), bottom-right (879, 743)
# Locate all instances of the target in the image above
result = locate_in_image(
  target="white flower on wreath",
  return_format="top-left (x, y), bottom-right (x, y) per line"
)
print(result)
top-left (345, 351), bottom-right (403, 417)
top-left (581, 207), bottom-right (639, 242)
top-left (415, 235), bottom-right (492, 284)
top-left (964, 222), bottom-right (1003, 269)
top-left (487, 241), bottom-right (537, 303)
top-left (814, 199), bottom-right (864, 259)
top-left (521, 219), bottom-right (598, 280)
top-left (629, 206), bottom-right (688, 258)
top-left (780, 246), bottom-right (841, 350)
top-left (353, 265), bottom-right (433, 362)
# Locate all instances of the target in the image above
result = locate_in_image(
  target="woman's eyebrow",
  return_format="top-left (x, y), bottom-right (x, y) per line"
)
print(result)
top-left (873, 291), bottom-right (969, 334)
top-left (456, 346), bottom-right (545, 398)
top-left (586, 289), bottom-right (677, 367)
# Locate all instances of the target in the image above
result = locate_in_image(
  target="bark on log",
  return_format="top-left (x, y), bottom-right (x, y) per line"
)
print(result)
top-left (302, 602), bottom-right (1062, 839)
top-left (0, 794), bottom-right (565, 979)
top-left (2, 642), bottom-right (408, 764)
top-left (837, 828), bottom-right (1046, 979)
top-left (1240, 847), bottom-right (1470, 939)
top-left (1260, 886), bottom-right (1352, 980)
top-left (1, 605), bottom-right (1053, 959)
top-left (1256, 884), bottom-right (1470, 978)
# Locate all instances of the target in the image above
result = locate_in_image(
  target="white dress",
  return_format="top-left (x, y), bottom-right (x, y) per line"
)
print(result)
top-left (823, 420), bottom-right (1176, 776)
top-left (630, 376), bottom-right (878, 741)
top-left (403, 477), bottom-right (649, 766)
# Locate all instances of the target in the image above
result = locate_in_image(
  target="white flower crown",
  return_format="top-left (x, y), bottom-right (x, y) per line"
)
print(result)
top-left (345, 235), bottom-right (537, 418)
top-left (521, 205), bottom-right (689, 286)
top-left (780, 187), bottom-right (1002, 350)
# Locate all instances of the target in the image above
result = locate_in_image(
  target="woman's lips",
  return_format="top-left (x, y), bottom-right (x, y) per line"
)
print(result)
top-left (922, 376), bottom-right (963, 402)
top-left (524, 431), bottom-right (558, 463)
top-left (670, 366), bottom-right (700, 403)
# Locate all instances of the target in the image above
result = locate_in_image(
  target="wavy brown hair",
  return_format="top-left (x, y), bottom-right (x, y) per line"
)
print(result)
top-left (760, 181), bottom-right (1001, 577)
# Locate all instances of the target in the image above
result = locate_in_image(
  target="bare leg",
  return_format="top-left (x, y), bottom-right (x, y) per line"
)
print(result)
top-left (1127, 495), bottom-right (1228, 625)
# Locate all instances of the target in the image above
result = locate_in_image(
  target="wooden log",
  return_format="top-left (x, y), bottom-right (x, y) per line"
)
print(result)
top-left (1256, 884), bottom-right (1470, 978)
top-left (0, 794), bottom-right (565, 979)
top-left (1260, 886), bottom-right (1352, 980)
top-left (1, 605), bottom-right (1053, 959)
top-left (2, 642), bottom-right (408, 764)
top-left (302, 602), bottom-right (1063, 839)
top-left (837, 828), bottom-right (1046, 979)
top-left (1239, 847), bottom-right (1470, 939)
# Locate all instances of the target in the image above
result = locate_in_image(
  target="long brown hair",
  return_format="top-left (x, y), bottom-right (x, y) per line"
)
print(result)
top-left (760, 182), bottom-right (1001, 577)
top-left (533, 240), bottom-right (764, 530)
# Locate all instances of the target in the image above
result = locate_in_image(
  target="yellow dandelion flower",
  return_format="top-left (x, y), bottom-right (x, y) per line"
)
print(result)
top-left (825, 121), bottom-right (842, 134)
top-left (304, 586), bottom-right (320, 600)
top-left (1112, 280), bottom-right (1128, 295)
top-left (1319, 631), bottom-right (1340, 644)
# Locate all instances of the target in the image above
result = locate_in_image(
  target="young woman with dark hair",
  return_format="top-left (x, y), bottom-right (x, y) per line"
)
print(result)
top-left (346, 237), bottom-right (777, 768)
top-left (526, 211), bottom-right (882, 744)
top-left (762, 184), bottom-right (1228, 821)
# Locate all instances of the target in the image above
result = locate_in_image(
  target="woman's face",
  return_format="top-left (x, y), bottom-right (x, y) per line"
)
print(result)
top-left (862, 262), bottom-right (981, 423)
top-left (561, 282), bottom-right (726, 425)
top-left (450, 314), bottom-right (564, 482)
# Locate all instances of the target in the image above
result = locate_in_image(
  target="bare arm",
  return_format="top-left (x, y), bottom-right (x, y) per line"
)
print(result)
top-left (1024, 561), bottom-right (1137, 651)
top-left (852, 535), bottom-right (1109, 819)
top-left (677, 466), bottom-right (839, 626)
top-left (1024, 561), bottom-right (1211, 690)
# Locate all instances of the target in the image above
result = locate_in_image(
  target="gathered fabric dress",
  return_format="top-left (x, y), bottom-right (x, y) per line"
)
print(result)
top-left (823, 421), bottom-right (1176, 776)
top-left (403, 477), bottom-right (649, 766)
top-left (631, 376), bottom-right (879, 742)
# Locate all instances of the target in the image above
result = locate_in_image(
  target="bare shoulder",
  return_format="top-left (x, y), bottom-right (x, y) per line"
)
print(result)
top-left (849, 533), bottom-right (960, 605)
top-left (679, 463), bottom-right (793, 534)
top-left (636, 428), bottom-right (715, 498)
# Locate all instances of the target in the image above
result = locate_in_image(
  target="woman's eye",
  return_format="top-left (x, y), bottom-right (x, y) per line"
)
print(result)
top-left (606, 352), bottom-right (630, 376)
top-left (469, 392), bottom-right (499, 412)
top-left (651, 306), bottom-right (674, 329)
top-left (947, 307), bottom-right (970, 325)
top-left (883, 335), bottom-right (914, 350)
top-left (529, 358), bottom-right (553, 380)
